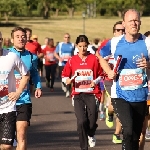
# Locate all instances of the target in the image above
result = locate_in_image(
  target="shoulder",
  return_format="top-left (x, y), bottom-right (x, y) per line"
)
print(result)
top-left (26, 50), bottom-right (38, 60)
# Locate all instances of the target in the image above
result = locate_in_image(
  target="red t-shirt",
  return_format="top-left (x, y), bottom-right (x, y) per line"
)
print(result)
top-left (42, 46), bottom-right (56, 65)
top-left (62, 54), bottom-right (103, 100)
top-left (25, 40), bottom-right (42, 55)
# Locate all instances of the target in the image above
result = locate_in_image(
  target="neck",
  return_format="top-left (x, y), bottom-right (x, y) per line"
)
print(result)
top-left (0, 48), bottom-right (3, 56)
top-left (78, 52), bottom-right (87, 59)
top-left (125, 33), bottom-right (140, 42)
top-left (14, 46), bottom-right (24, 52)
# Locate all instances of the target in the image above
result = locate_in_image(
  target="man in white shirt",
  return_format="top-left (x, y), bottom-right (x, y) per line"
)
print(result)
top-left (0, 32), bottom-right (30, 150)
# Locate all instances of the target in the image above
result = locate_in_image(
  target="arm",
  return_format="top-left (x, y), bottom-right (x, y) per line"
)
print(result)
top-left (62, 59), bottom-right (72, 84)
top-left (37, 44), bottom-right (44, 58)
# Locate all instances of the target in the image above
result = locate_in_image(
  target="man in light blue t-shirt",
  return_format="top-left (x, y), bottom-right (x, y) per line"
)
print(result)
top-left (54, 33), bottom-right (74, 97)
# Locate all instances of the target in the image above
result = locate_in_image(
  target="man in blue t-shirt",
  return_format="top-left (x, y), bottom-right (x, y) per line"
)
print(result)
top-left (54, 33), bottom-right (74, 97)
top-left (109, 9), bottom-right (150, 150)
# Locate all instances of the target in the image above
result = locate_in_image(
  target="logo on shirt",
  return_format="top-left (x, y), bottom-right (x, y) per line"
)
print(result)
top-left (132, 55), bottom-right (142, 64)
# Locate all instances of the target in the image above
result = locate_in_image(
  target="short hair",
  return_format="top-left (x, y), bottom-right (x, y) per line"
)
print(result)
top-left (11, 27), bottom-right (26, 38)
top-left (24, 27), bottom-right (32, 33)
top-left (123, 9), bottom-right (140, 21)
top-left (113, 21), bottom-right (123, 33)
top-left (75, 35), bottom-right (90, 45)
top-left (64, 33), bottom-right (70, 37)
top-left (144, 31), bottom-right (150, 37)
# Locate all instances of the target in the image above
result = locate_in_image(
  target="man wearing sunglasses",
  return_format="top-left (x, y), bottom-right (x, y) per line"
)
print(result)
top-left (98, 21), bottom-right (125, 144)
top-left (54, 33), bottom-right (74, 98)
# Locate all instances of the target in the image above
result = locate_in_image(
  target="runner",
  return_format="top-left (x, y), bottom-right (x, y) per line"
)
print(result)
top-left (0, 31), bottom-right (29, 150)
top-left (109, 9), bottom-right (150, 150)
top-left (42, 38), bottom-right (57, 91)
top-left (9, 27), bottom-right (42, 150)
top-left (24, 28), bottom-right (43, 77)
top-left (62, 35), bottom-right (116, 150)
top-left (98, 21), bottom-right (125, 144)
top-left (54, 33), bottom-right (74, 97)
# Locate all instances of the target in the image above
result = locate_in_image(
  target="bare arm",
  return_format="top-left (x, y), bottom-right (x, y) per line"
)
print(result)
top-left (54, 52), bottom-right (61, 61)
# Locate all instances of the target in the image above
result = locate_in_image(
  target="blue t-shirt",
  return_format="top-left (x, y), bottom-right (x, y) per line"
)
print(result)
top-left (55, 42), bottom-right (74, 66)
top-left (111, 34), bottom-right (150, 102)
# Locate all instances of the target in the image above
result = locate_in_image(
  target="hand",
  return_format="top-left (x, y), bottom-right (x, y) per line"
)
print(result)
top-left (35, 88), bottom-right (42, 98)
top-left (136, 53), bottom-right (148, 69)
top-left (90, 81), bottom-right (95, 88)
top-left (108, 70), bottom-right (117, 79)
top-left (8, 92), bottom-right (20, 101)
top-left (66, 78), bottom-right (71, 85)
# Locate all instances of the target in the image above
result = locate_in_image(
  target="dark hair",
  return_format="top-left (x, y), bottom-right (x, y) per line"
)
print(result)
top-left (11, 27), bottom-right (26, 38)
top-left (24, 28), bottom-right (32, 33)
top-left (123, 9), bottom-right (140, 21)
top-left (113, 21), bottom-right (123, 33)
top-left (76, 35), bottom-right (90, 45)
top-left (144, 31), bottom-right (150, 37)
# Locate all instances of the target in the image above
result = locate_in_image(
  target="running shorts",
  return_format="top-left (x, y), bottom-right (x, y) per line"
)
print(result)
top-left (16, 104), bottom-right (32, 124)
top-left (0, 111), bottom-right (16, 145)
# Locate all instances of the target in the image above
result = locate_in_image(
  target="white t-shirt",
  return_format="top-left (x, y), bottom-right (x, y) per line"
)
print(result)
top-left (0, 50), bottom-right (28, 114)
top-left (74, 45), bottom-right (95, 55)
top-left (41, 45), bottom-right (46, 49)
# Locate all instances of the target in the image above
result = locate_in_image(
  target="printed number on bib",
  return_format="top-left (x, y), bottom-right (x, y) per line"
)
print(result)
top-left (46, 51), bottom-right (55, 61)
top-left (75, 69), bottom-right (93, 92)
top-left (62, 53), bottom-right (71, 61)
top-left (15, 74), bottom-right (27, 90)
top-left (119, 68), bottom-right (145, 90)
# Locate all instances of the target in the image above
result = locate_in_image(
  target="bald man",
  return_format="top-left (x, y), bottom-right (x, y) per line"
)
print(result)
top-left (108, 9), bottom-right (150, 150)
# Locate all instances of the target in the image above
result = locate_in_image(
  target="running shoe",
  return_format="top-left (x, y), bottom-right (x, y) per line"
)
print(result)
top-left (112, 134), bottom-right (122, 144)
top-left (88, 136), bottom-right (96, 147)
top-left (99, 111), bottom-right (105, 121)
top-left (106, 114), bottom-right (114, 128)
top-left (46, 82), bottom-right (50, 88)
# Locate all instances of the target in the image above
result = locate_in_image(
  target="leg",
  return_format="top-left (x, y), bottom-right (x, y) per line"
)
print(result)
top-left (111, 98), bottom-right (133, 150)
top-left (0, 112), bottom-right (16, 150)
top-left (50, 64), bottom-right (57, 89)
top-left (131, 101), bottom-right (147, 150)
top-left (16, 104), bottom-right (32, 150)
top-left (45, 65), bottom-right (51, 87)
top-left (74, 94), bottom-right (88, 150)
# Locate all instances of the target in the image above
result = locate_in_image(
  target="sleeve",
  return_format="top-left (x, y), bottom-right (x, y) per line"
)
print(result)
top-left (61, 58), bottom-right (72, 83)
top-left (55, 44), bottom-right (59, 53)
top-left (99, 40), bottom-right (111, 58)
top-left (93, 57), bottom-right (104, 84)
top-left (30, 55), bottom-right (41, 89)
top-left (14, 54), bottom-right (29, 75)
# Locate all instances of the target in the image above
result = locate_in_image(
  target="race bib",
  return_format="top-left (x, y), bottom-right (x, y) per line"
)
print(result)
top-left (62, 53), bottom-right (71, 61)
top-left (46, 51), bottom-right (55, 61)
top-left (15, 74), bottom-right (27, 90)
top-left (75, 69), bottom-right (93, 92)
top-left (119, 68), bottom-right (145, 90)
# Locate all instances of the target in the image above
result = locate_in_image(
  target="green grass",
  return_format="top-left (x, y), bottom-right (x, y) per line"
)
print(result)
top-left (0, 17), bottom-right (150, 45)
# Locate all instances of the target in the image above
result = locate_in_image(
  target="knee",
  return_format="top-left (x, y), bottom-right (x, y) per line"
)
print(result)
top-left (123, 127), bottom-right (132, 138)
top-left (78, 118), bottom-right (87, 128)
top-left (1, 144), bottom-right (12, 150)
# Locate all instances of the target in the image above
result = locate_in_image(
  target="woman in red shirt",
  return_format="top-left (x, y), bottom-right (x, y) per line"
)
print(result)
top-left (62, 35), bottom-right (104, 150)
top-left (42, 38), bottom-right (57, 91)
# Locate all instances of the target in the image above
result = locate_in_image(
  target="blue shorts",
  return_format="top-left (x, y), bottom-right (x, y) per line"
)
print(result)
top-left (99, 80), bottom-right (105, 91)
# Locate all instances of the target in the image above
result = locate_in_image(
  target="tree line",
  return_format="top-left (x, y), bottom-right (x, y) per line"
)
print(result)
top-left (0, 0), bottom-right (150, 22)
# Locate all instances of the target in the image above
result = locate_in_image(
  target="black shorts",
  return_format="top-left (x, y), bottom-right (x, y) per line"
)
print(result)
top-left (16, 104), bottom-right (32, 123)
top-left (37, 59), bottom-right (43, 70)
top-left (104, 80), bottom-right (113, 96)
top-left (0, 111), bottom-right (16, 145)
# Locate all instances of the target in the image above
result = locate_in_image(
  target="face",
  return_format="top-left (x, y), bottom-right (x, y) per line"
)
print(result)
top-left (4, 38), bottom-right (11, 46)
top-left (64, 34), bottom-right (70, 43)
top-left (114, 24), bottom-right (125, 37)
top-left (0, 32), bottom-right (3, 48)
top-left (77, 42), bottom-right (88, 55)
top-left (123, 10), bottom-right (141, 36)
top-left (49, 39), bottom-right (54, 46)
top-left (26, 30), bottom-right (32, 41)
top-left (44, 38), bottom-right (49, 45)
top-left (11, 30), bottom-right (27, 49)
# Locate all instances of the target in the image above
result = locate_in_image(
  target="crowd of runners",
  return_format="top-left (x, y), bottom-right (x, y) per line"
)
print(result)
top-left (0, 9), bottom-right (150, 150)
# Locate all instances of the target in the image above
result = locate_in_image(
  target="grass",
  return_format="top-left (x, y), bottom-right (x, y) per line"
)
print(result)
top-left (0, 16), bottom-right (150, 45)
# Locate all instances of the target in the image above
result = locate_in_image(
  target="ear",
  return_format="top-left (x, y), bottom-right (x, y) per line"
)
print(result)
top-left (122, 21), bottom-right (125, 28)
top-left (11, 38), bottom-right (14, 44)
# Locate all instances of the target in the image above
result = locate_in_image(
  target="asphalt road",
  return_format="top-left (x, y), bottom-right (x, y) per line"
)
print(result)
top-left (27, 79), bottom-right (150, 150)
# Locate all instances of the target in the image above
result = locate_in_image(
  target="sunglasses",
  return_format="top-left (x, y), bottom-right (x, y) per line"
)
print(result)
top-left (64, 37), bottom-right (70, 39)
top-left (0, 38), bottom-right (3, 41)
top-left (115, 29), bottom-right (125, 32)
